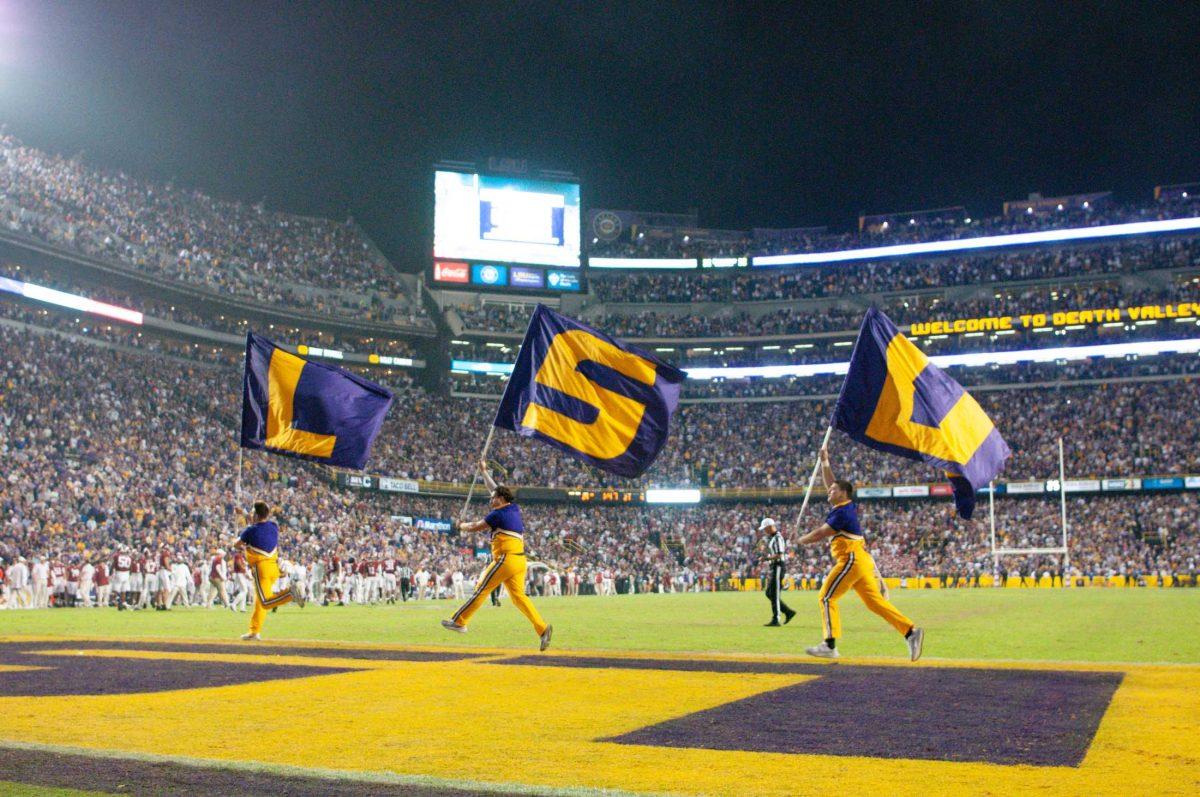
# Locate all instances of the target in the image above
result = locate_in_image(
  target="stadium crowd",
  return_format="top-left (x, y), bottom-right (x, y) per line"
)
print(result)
top-left (452, 352), bottom-right (1200, 401)
top-left (578, 276), bottom-right (1200, 341)
top-left (0, 133), bottom-right (430, 327)
top-left (448, 319), bottom-right (1200, 368)
top-left (440, 379), bottom-right (1200, 487)
top-left (2, 486), bottom-right (1195, 611)
top-left (451, 268), bottom-right (1199, 344)
top-left (2, 262), bottom-right (425, 357)
top-left (587, 240), bottom-right (1199, 305)
top-left (0, 319), bottom-right (1196, 612)
top-left (2, 143), bottom-right (1199, 609)
top-left (586, 193), bottom-right (1200, 259)
top-left (6, 286), bottom-right (1195, 492)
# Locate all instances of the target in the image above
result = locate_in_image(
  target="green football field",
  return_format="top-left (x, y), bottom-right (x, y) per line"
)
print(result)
top-left (3, 589), bottom-right (1200, 796)
top-left (4, 588), bottom-right (1199, 664)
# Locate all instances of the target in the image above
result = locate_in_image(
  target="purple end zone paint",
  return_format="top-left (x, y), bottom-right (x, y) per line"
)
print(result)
top-left (0, 641), bottom-right (481, 697)
top-left (494, 655), bottom-right (1122, 767)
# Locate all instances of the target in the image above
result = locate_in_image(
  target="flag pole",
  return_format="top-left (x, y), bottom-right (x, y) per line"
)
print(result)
top-left (795, 426), bottom-right (834, 530)
top-left (235, 447), bottom-right (243, 500)
top-left (460, 425), bottom-right (496, 519)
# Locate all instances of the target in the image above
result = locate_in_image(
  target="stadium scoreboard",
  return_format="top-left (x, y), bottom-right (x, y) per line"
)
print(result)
top-left (431, 166), bottom-right (582, 293)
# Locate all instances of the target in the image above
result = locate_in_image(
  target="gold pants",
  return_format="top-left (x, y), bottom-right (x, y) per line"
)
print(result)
top-left (819, 544), bottom-right (912, 640)
top-left (451, 539), bottom-right (547, 635)
top-left (248, 555), bottom-right (293, 635)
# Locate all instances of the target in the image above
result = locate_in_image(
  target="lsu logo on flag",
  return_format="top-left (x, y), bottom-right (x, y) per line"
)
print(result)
top-left (494, 305), bottom-right (685, 478)
top-left (834, 308), bottom-right (1010, 518)
top-left (240, 333), bottom-right (393, 470)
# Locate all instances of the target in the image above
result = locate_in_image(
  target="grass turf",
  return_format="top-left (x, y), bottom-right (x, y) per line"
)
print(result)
top-left (3, 588), bottom-right (1198, 664)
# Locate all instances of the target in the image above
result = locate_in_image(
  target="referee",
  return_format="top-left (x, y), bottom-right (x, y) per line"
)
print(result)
top-left (759, 518), bottom-right (796, 626)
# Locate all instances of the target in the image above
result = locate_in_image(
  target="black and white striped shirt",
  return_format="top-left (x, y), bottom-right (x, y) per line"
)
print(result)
top-left (767, 532), bottom-right (788, 563)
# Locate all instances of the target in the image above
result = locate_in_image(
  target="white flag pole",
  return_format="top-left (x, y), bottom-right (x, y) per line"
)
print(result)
top-left (235, 448), bottom-right (244, 500)
top-left (460, 425), bottom-right (497, 519)
top-left (795, 426), bottom-right (834, 530)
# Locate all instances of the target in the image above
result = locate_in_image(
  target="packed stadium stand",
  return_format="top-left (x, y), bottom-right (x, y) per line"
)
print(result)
top-left (0, 133), bottom-right (434, 331)
top-left (1, 136), bottom-right (1198, 609)
top-left (583, 191), bottom-right (1200, 260)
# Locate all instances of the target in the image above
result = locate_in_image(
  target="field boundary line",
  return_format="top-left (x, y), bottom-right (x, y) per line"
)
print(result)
top-left (3, 633), bottom-right (1198, 670)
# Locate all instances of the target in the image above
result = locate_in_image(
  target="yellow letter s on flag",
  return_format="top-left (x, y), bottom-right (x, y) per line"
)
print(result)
top-left (521, 330), bottom-right (657, 460)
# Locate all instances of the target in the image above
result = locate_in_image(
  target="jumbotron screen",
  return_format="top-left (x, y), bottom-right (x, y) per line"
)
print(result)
top-left (433, 170), bottom-right (581, 268)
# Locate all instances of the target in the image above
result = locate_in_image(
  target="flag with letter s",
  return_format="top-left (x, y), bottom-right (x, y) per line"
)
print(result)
top-left (240, 333), bottom-right (393, 470)
top-left (494, 305), bottom-right (685, 478)
top-left (833, 307), bottom-right (1010, 518)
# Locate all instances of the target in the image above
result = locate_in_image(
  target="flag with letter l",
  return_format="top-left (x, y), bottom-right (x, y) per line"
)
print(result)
top-left (833, 307), bottom-right (1010, 519)
top-left (240, 333), bottom-right (394, 470)
top-left (494, 305), bottom-right (685, 478)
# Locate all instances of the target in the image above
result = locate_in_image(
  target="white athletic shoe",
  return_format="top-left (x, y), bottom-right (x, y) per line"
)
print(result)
top-left (441, 620), bottom-right (467, 634)
top-left (805, 642), bottom-right (840, 659)
top-left (539, 624), bottom-right (553, 652)
top-left (289, 582), bottom-right (306, 609)
top-left (906, 627), bottom-right (924, 662)
top-left (240, 632), bottom-right (261, 641)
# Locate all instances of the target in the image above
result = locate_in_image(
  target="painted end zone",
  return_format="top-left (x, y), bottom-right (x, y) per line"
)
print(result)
top-left (609, 666), bottom-right (1119, 766)
top-left (0, 638), bottom-right (1196, 796)
top-left (495, 656), bottom-right (1121, 766)
top-left (0, 639), bottom-right (482, 695)
top-left (0, 744), bottom-right (511, 797)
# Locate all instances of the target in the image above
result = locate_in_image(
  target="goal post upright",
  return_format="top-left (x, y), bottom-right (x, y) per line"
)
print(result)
top-left (989, 480), bottom-right (998, 574)
top-left (1059, 436), bottom-right (1070, 572)
top-left (988, 441), bottom-right (1070, 579)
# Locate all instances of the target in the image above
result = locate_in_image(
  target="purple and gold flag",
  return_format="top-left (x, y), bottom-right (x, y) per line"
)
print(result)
top-left (494, 305), bottom-right (685, 478)
top-left (240, 333), bottom-right (393, 470)
top-left (833, 308), bottom-right (1010, 518)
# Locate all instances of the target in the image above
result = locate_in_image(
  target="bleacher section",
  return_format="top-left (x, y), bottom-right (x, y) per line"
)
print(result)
top-left (1, 145), bottom-right (1197, 590)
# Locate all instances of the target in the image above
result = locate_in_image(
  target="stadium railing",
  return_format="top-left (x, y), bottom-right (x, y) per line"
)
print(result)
top-left (0, 228), bottom-right (436, 339)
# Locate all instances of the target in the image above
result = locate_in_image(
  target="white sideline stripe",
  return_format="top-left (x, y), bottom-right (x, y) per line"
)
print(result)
top-left (0, 739), bottom-right (657, 797)
top-left (3, 631), bottom-right (1195, 669)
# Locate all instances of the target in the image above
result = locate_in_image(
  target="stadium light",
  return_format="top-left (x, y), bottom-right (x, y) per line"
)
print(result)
top-left (0, 276), bottom-right (144, 325)
top-left (751, 216), bottom-right (1200, 267)
top-left (644, 488), bottom-right (701, 504)
top-left (683, 361), bottom-right (849, 380)
top-left (686, 337), bottom-right (1200, 379)
top-left (588, 256), bottom-right (697, 270)
top-left (451, 359), bottom-right (514, 374)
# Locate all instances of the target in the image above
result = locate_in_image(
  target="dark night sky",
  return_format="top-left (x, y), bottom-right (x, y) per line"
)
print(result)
top-left (1, 0), bottom-right (1198, 271)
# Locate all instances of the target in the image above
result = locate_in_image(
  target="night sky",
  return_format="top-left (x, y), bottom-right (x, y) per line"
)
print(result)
top-left (2, 1), bottom-right (1198, 271)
